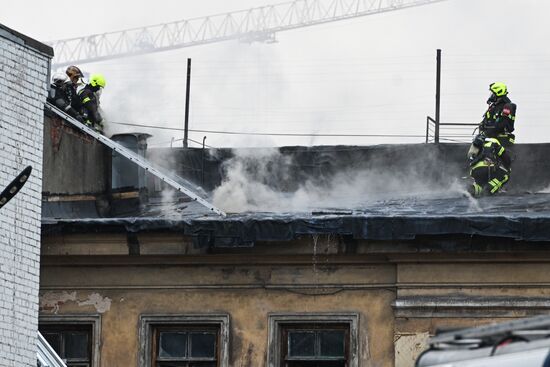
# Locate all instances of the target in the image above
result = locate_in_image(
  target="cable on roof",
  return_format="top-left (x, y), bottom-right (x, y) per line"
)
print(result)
top-left (108, 121), bottom-right (425, 138)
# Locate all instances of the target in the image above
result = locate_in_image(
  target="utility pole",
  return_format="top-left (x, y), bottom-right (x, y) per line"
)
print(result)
top-left (435, 49), bottom-right (441, 144)
top-left (184, 58), bottom-right (191, 148)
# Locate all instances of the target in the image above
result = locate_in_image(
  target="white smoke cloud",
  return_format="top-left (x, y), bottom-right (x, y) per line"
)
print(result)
top-left (212, 147), bottom-right (469, 213)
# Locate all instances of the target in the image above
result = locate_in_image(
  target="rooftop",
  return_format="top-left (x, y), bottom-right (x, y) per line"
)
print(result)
top-left (41, 115), bottom-right (550, 244)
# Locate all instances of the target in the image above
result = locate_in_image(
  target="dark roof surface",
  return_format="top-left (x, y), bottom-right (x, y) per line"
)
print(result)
top-left (43, 193), bottom-right (550, 243)
top-left (42, 143), bottom-right (550, 244)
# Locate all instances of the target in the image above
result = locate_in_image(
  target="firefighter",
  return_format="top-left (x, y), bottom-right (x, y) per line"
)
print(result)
top-left (77, 74), bottom-right (106, 132)
top-left (466, 82), bottom-right (516, 197)
top-left (65, 65), bottom-right (85, 111)
top-left (65, 65), bottom-right (84, 85)
top-left (468, 134), bottom-right (510, 197)
top-left (46, 72), bottom-right (84, 121)
top-left (479, 82), bottom-right (517, 168)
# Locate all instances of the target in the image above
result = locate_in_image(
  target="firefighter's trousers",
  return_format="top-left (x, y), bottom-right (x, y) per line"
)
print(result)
top-left (469, 159), bottom-right (510, 197)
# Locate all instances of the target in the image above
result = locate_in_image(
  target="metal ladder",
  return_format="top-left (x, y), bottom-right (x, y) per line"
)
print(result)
top-left (45, 103), bottom-right (226, 216)
top-left (38, 331), bottom-right (67, 367)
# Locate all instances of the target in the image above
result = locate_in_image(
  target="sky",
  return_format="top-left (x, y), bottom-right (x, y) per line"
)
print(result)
top-left (2, 0), bottom-right (550, 148)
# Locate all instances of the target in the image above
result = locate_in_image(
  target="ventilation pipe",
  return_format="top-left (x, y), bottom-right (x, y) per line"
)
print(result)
top-left (110, 133), bottom-right (152, 215)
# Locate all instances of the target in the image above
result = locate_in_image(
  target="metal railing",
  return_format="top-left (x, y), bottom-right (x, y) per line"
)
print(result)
top-left (426, 116), bottom-right (478, 144)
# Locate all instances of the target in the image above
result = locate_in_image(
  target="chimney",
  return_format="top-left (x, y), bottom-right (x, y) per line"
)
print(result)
top-left (110, 133), bottom-right (152, 216)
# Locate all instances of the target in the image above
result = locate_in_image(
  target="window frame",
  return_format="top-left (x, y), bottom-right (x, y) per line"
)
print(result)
top-left (267, 313), bottom-right (360, 367)
top-left (283, 323), bottom-right (350, 363)
top-left (153, 325), bottom-right (219, 365)
top-left (38, 314), bottom-right (101, 367)
top-left (139, 314), bottom-right (230, 367)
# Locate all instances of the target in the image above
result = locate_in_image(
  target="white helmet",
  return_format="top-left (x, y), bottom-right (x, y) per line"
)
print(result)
top-left (52, 72), bottom-right (69, 85)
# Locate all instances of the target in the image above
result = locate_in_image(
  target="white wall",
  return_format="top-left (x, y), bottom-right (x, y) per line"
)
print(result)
top-left (0, 25), bottom-right (51, 367)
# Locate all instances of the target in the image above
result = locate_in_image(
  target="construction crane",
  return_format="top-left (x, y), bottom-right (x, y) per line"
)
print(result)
top-left (50, 0), bottom-right (448, 68)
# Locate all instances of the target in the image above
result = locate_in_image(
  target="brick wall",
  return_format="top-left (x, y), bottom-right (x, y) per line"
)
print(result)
top-left (0, 25), bottom-right (52, 367)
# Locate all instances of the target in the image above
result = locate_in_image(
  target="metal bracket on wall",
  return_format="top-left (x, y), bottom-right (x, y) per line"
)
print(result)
top-left (45, 103), bottom-right (226, 216)
top-left (0, 165), bottom-right (32, 210)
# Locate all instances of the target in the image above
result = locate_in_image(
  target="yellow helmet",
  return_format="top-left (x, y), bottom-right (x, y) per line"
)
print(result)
top-left (89, 74), bottom-right (106, 88)
top-left (489, 82), bottom-right (507, 97)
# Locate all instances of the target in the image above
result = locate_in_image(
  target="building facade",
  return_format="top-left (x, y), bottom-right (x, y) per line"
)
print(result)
top-left (0, 23), bottom-right (53, 367)
top-left (40, 230), bottom-right (550, 367)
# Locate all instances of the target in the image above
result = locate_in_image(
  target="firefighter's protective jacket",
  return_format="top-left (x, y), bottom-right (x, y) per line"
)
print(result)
top-left (47, 82), bottom-right (81, 120)
top-left (77, 85), bottom-right (103, 125)
top-left (480, 96), bottom-right (516, 139)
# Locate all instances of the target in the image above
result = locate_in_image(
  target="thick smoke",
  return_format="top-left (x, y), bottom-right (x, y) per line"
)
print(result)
top-left (212, 147), bottom-right (468, 213)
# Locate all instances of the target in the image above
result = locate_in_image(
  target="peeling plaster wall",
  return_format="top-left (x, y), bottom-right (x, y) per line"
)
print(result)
top-left (395, 332), bottom-right (429, 367)
top-left (40, 291), bottom-right (112, 314)
top-left (40, 288), bottom-right (394, 367)
top-left (40, 243), bottom-right (396, 367)
top-left (0, 24), bottom-right (52, 367)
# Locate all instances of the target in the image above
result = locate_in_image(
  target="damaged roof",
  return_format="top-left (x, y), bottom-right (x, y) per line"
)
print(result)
top-left (41, 119), bottom-right (550, 245)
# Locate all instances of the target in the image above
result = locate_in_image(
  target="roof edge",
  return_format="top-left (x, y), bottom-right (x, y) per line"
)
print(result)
top-left (41, 213), bottom-right (550, 243)
top-left (0, 23), bottom-right (54, 57)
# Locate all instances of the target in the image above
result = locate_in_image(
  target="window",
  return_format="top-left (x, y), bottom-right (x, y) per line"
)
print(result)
top-left (153, 326), bottom-right (219, 367)
top-left (41, 325), bottom-right (92, 367)
top-left (139, 314), bottom-right (229, 367)
top-left (283, 325), bottom-right (349, 367)
top-left (39, 315), bottom-right (101, 367)
top-left (268, 313), bottom-right (359, 367)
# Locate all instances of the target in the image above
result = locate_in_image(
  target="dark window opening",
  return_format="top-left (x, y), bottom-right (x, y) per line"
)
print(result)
top-left (281, 324), bottom-right (349, 367)
top-left (39, 324), bottom-right (92, 367)
top-left (153, 325), bottom-right (219, 367)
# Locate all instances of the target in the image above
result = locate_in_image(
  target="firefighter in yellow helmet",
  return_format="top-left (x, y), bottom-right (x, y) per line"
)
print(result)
top-left (77, 74), bottom-right (106, 132)
top-left (480, 82), bottom-right (517, 146)
top-left (467, 82), bottom-right (517, 197)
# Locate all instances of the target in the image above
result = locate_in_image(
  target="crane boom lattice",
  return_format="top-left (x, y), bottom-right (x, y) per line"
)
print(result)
top-left (50, 0), bottom-right (447, 67)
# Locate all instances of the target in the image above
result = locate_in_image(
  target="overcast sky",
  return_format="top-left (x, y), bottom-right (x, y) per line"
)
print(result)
top-left (2, 0), bottom-right (549, 148)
